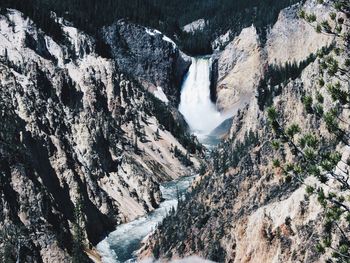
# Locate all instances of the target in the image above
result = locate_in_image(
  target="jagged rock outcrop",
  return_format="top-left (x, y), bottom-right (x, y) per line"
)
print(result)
top-left (266, 1), bottom-right (332, 65)
top-left (212, 30), bottom-right (233, 52)
top-left (0, 9), bottom-right (200, 262)
top-left (103, 21), bottom-right (191, 105)
top-left (182, 19), bottom-right (207, 33)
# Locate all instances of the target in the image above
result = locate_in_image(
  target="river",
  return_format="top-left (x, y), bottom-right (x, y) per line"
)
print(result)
top-left (96, 176), bottom-right (196, 263)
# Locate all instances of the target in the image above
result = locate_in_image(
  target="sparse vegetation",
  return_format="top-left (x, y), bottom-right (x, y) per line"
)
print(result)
top-left (71, 195), bottom-right (89, 263)
top-left (267, 1), bottom-right (350, 260)
top-left (257, 45), bottom-right (334, 110)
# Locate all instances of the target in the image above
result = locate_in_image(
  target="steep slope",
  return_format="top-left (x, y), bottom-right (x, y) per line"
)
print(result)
top-left (212, 0), bottom-right (333, 115)
top-left (213, 25), bottom-right (264, 114)
top-left (0, 9), bottom-right (200, 262)
top-left (141, 0), bottom-right (350, 262)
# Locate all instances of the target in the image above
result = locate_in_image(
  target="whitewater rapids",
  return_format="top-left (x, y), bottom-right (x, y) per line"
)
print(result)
top-left (96, 176), bottom-right (195, 263)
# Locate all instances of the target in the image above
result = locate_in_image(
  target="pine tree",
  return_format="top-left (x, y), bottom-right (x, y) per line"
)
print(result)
top-left (134, 137), bottom-right (140, 154)
top-left (0, 223), bottom-right (26, 263)
top-left (155, 128), bottom-right (161, 140)
top-left (72, 195), bottom-right (86, 263)
top-left (268, 1), bottom-right (350, 258)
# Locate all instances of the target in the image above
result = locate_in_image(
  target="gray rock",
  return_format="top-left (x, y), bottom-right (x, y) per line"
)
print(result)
top-left (103, 20), bottom-right (191, 105)
top-left (0, 9), bottom-right (199, 262)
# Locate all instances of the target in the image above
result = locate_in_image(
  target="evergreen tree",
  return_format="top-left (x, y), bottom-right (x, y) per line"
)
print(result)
top-left (267, 1), bottom-right (350, 259)
top-left (155, 128), bottom-right (161, 141)
top-left (2, 0), bottom-right (301, 56)
top-left (0, 223), bottom-right (27, 263)
top-left (268, 0), bottom-right (350, 262)
top-left (134, 137), bottom-right (140, 154)
top-left (72, 195), bottom-right (86, 263)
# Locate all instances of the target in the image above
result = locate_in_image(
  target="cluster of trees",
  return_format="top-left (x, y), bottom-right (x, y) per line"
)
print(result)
top-left (1, 0), bottom-right (162, 36)
top-left (145, 92), bottom-right (203, 156)
top-left (1, 0), bottom-right (66, 44)
top-left (150, 0), bottom-right (302, 54)
top-left (268, 1), bottom-right (350, 261)
top-left (211, 130), bottom-right (259, 174)
top-left (71, 196), bottom-right (88, 263)
top-left (1, 0), bottom-right (162, 57)
top-left (0, 223), bottom-right (28, 263)
top-left (152, 163), bottom-right (228, 261)
top-left (178, 31), bottom-right (214, 56)
top-left (172, 145), bottom-right (193, 167)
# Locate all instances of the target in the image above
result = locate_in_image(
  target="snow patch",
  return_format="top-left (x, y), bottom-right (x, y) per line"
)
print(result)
top-left (153, 87), bottom-right (169, 104)
top-left (162, 35), bottom-right (176, 49)
top-left (145, 28), bottom-right (161, 36)
top-left (145, 28), bottom-right (176, 49)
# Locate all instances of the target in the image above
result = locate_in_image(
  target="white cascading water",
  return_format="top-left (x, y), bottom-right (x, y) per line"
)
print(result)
top-left (179, 57), bottom-right (226, 139)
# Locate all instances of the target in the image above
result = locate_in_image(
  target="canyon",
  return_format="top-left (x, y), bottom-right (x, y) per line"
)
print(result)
top-left (0, 9), bottom-right (201, 262)
top-left (0, 0), bottom-right (349, 262)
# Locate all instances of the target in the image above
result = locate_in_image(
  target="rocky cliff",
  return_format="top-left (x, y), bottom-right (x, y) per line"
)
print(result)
top-left (213, 0), bottom-right (333, 115)
top-left (0, 9), bottom-right (200, 262)
top-left (141, 0), bottom-right (350, 262)
top-left (212, 25), bottom-right (264, 114)
top-left (103, 21), bottom-right (191, 105)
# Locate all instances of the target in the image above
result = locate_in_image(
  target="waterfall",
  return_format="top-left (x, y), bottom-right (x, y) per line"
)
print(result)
top-left (179, 57), bottom-right (227, 140)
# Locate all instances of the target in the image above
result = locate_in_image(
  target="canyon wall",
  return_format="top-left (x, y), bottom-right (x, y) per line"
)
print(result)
top-left (0, 9), bottom-right (200, 262)
top-left (213, 0), bottom-right (333, 115)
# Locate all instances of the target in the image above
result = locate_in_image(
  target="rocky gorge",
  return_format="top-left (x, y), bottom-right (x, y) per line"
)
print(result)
top-left (0, 0), bottom-right (349, 262)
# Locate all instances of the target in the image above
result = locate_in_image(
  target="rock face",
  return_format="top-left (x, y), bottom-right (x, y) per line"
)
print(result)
top-left (103, 21), bottom-right (191, 105)
top-left (0, 9), bottom-right (200, 262)
top-left (182, 19), bottom-right (207, 33)
top-left (143, 56), bottom-right (349, 263)
top-left (212, 30), bottom-right (233, 52)
top-left (213, 0), bottom-right (333, 114)
top-left (213, 25), bottom-right (264, 113)
top-left (266, 2), bottom-right (332, 65)
top-left (141, 0), bottom-right (350, 262)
